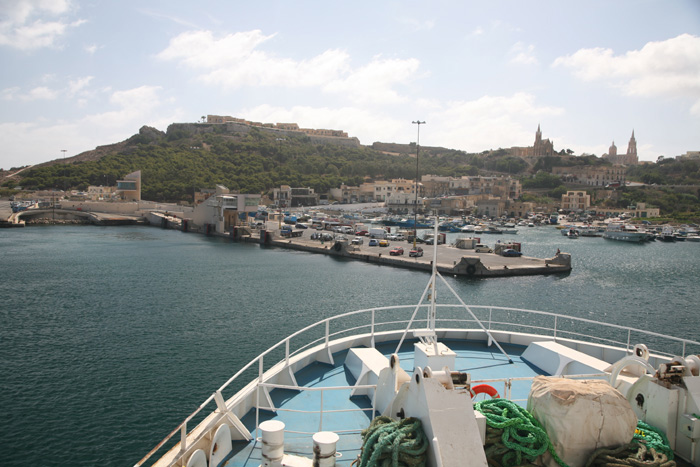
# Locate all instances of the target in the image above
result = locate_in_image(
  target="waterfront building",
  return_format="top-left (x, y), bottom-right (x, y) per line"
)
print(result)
top-left (561, 191), bottom-right (591, 212)
top-left (505, 201), bottom-right (538, 219)
top-left (116, 170), bottom-right (141, 201)
top-left (421, 175), bottom-right (451, 197)
top-left (425, 196), bottom-right (472, 216)
top-left (385, 191), bottom-right (425, 213)
top-left (423, 175), bottom-right (522, 200)
top-left (272, 185), bottom-right (319, 208)
top-left (593, 203), bottom-right (660, 219)
top-left (474, 197), bottom-right (507, 218)
top-left (192, 185), bottom-right (261, 233)
top-left (86, 185), bottom-right (117, 201)
top-left (329, 184), bottom-right (361, 204)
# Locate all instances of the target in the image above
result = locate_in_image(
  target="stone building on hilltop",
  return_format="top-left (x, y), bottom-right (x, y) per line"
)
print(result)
top-left (510, 125), bottom-right (555, 158)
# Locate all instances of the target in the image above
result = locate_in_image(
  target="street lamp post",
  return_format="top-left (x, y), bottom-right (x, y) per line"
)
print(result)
top-left (412, 120), bottom-right (425, 248)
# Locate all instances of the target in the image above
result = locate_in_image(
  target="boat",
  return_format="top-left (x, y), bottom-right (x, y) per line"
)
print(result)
top-left (483, 226), bottom-right (503, 234)
top-left (138, 222), bottom-right (700, 467)
top-left (602, 223), bottom-right (649, 243)
top-left (579, 225), bottom-right (603, 237)
top-left (658, 226), bottom-right (677, 242)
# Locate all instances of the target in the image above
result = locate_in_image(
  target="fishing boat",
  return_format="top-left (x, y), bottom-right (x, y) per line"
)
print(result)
top-left (137, 222), bottom-right (700, 467)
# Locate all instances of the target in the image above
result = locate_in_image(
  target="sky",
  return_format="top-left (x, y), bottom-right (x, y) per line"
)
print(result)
top-left (1, 0), bottom-right (699, 171)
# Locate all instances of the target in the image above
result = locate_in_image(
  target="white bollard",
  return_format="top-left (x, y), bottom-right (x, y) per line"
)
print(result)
top-left (312, 431), bottom-right (339, 467)
top-left (260, 420), bottom-right (285, 467)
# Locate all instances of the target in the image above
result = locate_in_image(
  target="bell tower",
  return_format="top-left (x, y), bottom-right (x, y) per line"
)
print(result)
top-left (626, 131), bottom-right (638, 164)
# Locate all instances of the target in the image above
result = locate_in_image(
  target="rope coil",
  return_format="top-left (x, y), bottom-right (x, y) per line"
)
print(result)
top-left (474, 398), bottom-right (568, 467)
top-left (356, 416), bottom-right (428, 467)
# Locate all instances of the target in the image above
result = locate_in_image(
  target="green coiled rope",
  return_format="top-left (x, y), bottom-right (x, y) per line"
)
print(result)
top-left (633, 421), bottom-right (674, 461)
top-left (357, 416), bottom-right (428, 467)
top-left (474, 398), bottom-right (570, 467)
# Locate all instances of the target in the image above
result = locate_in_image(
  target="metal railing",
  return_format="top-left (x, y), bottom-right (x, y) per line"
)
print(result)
top-left (136, 304), bottom-right (699, 466)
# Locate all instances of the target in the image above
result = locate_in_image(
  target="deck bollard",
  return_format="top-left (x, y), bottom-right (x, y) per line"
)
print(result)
top-left (260, 420), bottom-right (285, 467)
top-left (312, 431), bottom-right (339, 467)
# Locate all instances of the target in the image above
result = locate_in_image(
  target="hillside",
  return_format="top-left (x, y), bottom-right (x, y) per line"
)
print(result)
top-left (6, 124), bottom-right (489, 202)
top-left (3, 122), bottom-right (698, 220)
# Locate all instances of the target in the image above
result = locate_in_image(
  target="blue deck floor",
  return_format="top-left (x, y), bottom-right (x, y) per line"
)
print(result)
top-left (224, 340), bottom-right (544, 467)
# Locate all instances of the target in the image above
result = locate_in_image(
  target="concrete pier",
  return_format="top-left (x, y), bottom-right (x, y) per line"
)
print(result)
top-left (245, 226), bottom-right (571, 278)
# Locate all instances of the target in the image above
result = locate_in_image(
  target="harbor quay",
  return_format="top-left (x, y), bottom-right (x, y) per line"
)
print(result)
top-left (1, 201), bottom-right (571, 277)
top-left (234, 223), bottom-right (572, 278)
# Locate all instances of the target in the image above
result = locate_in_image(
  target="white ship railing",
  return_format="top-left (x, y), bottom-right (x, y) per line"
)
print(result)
top-left (136, 304), bottom-right (700, 467)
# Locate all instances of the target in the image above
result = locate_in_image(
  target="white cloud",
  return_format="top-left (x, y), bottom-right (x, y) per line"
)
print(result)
top-left (509, 42), bottom-right (538, 65)
top-left (67, 76), bottom-right (93, 97)
top-left (426, 93), bottom-right (564, 151)
top-left (323, 56), bottom-right (421, 105)
top-left (395, 16), bottom-right (435, 32)
top-left (84, 43), bottom-right (98, 54)
top-left (158, 29), bottom-right (422, 105)
top-left (25, 86), bottom-right (58, 100)
top-left (159, 30), bottom-right (351, 89)
top-left (240, 92), bottom-right (564, 153)
top-left (553, 34), bottom-right (700, 111)
top-left (2, 75), bottom-right (94, 101)
top-left (0, 0), bottom-right (83, 50)
top-left (0, 85), bottom-right (180, 167)
top-left (471, 26), bottom-right (484, 37)
top-left (1, 86), bottom-right (21, 100)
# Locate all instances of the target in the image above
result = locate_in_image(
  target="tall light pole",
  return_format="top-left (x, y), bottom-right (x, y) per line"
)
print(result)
top-left (412, 120), bottom-right (425, 248)
top-left (61, 149), bottom-right (67, 196)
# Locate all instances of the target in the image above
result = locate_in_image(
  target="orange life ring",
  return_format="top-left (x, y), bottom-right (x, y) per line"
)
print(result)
top-left (470, 384), bottom-right (500, 399)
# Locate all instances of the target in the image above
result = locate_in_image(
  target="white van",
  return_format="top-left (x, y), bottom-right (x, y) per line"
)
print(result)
top-left (369, 227), bottom-right (388, 239)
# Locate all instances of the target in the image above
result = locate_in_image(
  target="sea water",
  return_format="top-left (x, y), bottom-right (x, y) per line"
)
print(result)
top-left (1, 225), bottom-right (698, 466)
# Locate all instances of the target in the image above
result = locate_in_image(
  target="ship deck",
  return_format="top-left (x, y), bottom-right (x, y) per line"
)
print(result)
top-left (223, 339), bottom-right (543, 467)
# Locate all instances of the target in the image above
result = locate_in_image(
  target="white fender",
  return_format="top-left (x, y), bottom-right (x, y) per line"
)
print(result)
top-left (209, 424), bottom-right (232, 467)
top-left (186, 449), bottom-right (207, 467)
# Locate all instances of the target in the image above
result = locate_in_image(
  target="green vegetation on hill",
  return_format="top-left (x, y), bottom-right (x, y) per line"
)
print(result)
top-left (626, 157), bottom-right (700, 186)
top-left (7, 123), bottom-right (700, 222)
top-left (15, 126), bottom-right (484, 203)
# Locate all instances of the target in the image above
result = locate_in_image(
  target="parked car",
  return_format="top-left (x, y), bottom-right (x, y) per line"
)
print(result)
top-left (378, 239), bottom-right (390, 247)
top-left (501, 248), bottom-right (522, 257)
top-left (368, 238), bottom-right (379, 246)
top-left (474, 244), bottom-right (493, 253)
top-left (355, 230), bottom-right (368, 236)
top-left (351, 236), bottom-right (364, 245)
top-left (389, 247), bottom-right (404, 256)
top-left (409, 247), bottom-right (424, 257)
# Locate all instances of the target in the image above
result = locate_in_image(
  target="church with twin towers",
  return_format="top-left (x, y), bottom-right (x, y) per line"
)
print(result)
top-left (603, 130), bottom-right (638, 165)
top-left (515, 125), bottom-right (638, 166)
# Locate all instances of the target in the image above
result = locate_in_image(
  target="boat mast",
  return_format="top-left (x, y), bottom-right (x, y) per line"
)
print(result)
top-left (395, 215), bottom-right (513, 364)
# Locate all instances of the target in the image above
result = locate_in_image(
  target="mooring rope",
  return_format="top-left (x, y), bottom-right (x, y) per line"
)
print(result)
top-left (356, 416), bottom-right (428, 467)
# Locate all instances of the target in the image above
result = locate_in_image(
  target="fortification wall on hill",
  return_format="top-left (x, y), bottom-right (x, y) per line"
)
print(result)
top-left (167, 122), bottom-right (361, 148)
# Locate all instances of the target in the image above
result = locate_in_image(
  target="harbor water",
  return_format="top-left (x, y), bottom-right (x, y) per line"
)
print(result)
top-left (1, 225), bottom-right (699, 466)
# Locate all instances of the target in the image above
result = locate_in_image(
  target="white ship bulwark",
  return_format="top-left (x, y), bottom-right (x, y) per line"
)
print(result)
top-left (136, 220), bottom-right (700, 467)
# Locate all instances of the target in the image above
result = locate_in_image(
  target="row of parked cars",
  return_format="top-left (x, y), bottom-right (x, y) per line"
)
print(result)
top-left (351, 236), bottom-right (424, 257)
